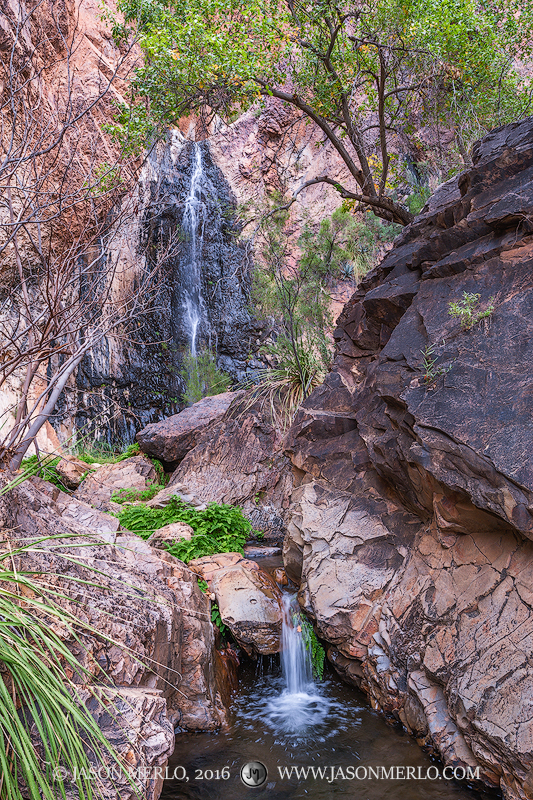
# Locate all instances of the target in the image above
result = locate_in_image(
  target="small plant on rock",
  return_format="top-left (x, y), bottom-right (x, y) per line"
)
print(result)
top-left (211, 602), bottom-right (228, 636)
top-left (421, 344), bottom-right (452, 387)
top-left (448, 292), bottom-right (495, 330)
top-left (111, 482), bottom-right (164, 504)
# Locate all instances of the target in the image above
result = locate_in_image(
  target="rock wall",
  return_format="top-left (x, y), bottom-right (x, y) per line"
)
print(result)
top-left (284, 118), bottom-right (533, 800)
top-left (66, 135), bottom-right (263, 445)
top-left (0, 474), bottom-right (228, 800)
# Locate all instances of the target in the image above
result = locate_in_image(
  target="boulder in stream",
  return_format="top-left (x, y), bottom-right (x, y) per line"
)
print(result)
top-left (189, 553), bottom-right (283, 656)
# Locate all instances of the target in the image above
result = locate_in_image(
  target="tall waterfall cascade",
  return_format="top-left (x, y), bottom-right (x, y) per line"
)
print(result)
top-left (180, 142), bottom-right (212, 357)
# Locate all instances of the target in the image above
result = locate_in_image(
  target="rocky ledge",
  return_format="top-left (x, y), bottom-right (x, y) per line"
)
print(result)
top-left (0, 476), bottom-right (228, 800)
top-left (285, 118), bottom-right (533, 800)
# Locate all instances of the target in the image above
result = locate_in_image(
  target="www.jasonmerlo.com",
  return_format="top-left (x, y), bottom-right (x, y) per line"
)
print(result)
top-left (56, 764), bottom-right (480, 783)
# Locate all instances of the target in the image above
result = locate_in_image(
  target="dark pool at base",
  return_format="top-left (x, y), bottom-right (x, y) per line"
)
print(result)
top-left (160, 658), bottom-right (500, 800)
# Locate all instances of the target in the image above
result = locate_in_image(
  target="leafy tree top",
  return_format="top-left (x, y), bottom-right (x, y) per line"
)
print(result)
top-left (110, 0), bottom-right (533, 224)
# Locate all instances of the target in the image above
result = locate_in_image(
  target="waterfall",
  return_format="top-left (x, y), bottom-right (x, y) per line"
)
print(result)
top-left (281, 592), bottom-right (313, 694)
top-left (263, 592), bottom-right (329, 736)
top-left (181, 142), bottom-right (210, 357)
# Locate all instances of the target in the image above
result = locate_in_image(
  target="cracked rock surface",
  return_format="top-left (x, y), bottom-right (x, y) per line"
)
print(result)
top-left (285, 118), bottom-right (533, 800)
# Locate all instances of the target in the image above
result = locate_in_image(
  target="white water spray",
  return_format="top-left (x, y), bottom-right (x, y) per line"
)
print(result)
top-left (263, 593), bottom-right (330, 736)
top-left (181, 143), bottom-right (210, 356)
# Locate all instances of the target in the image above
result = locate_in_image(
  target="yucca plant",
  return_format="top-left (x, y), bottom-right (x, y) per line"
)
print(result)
top-left (245, 334), bottom-right (328, 430)
top-left (0, 535), bottom-right (142, 800)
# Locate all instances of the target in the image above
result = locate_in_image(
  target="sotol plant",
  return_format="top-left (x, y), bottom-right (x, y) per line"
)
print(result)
top-left (0, 536), bottom-right (141, 800)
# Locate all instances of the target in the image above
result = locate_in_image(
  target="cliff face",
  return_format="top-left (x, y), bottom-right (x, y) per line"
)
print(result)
top-left (68, 135), bottom-right (262, 444)
top-left (285, 118), bottom-right (533, 800)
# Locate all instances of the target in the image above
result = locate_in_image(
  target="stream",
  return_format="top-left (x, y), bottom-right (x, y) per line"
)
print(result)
top-left (161, 591), bottom-right (499, 800)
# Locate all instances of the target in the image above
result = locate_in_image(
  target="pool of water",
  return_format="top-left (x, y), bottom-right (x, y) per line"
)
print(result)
top-left (161, 593), bottom-right (500, 800)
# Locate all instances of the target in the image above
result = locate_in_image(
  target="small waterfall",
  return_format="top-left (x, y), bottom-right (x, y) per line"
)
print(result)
top-left (263, 592), bottom-right (329, 736)
top-left (181, 143), bottom-right (210, 357)
top-left (281, 592), bottom-right (313, 694)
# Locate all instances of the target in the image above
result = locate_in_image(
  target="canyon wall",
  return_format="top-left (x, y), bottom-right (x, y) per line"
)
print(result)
top-left (284, 117), bottom-right (533, 800)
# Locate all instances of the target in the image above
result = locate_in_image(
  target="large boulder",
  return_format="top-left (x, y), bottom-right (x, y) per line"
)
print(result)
top-left (136, 391), bottom-right (244, 467)
top-left (284, 118), bottom-right (533, 800)
top-left (74, 454), bottom-right (159, 511)
top-left (188, 553), bottom-right (283, 656)
top-left (0, 474), bottom-right (228, 800)
top-left (168, 396), bottom-right (293, 541)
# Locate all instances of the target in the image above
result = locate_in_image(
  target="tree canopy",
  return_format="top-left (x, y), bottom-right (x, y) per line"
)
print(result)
top-left (111, 0), bottom-right (533, 224)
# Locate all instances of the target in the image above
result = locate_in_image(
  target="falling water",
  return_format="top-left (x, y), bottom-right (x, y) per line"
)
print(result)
top-left (181, 143), bottom-right (210, 356)
top-left (160, 588), bottom-right (497, 800)
top-left (281, 592), bottom-right (313, 694)
top-left (264, 593), bottom-right (330, 735)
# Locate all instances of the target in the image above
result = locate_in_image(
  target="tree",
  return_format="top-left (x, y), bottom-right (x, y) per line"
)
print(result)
top-left (0, 0), bottom-right (173, 470)
top-left (111, 0), bottom-right (533, 225)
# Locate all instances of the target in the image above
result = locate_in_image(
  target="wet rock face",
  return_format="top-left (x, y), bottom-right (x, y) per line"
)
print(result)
top-left (66, 137), bottom-right (262, 446)
top-left (285, 118), bottom-right (533, 799)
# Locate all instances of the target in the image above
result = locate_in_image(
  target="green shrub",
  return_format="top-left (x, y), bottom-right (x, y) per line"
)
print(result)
top-left (448, 292), bottom-right (495, 329)
top-left (116, 497), bottom-right (253, 561)
top-left (111, 482), bottom-right (164, 504)
top-left (407, 187), bottom-right (431, 216)
top-left (180, 351), bottom-right (231, 405)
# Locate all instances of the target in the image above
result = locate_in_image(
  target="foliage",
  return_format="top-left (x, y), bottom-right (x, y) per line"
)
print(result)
top-left (210, 602), bottom-right (228, 636)
top-left (301, 208), bottom-right (400, 283)
top-left (420, 343), bottom-right (452, 386)
top-left (407, 187), bottom-right (432, 216)
top-left (111, 0), bottom-right (533, 224)
top-left (20, 455), bottom-right (70, 492)
top-left (300, 615), bottom-right (326, 681)
top-left (0, 539), bottom-right (138, 800)
top-left (252, 341), bottom-right (327, 430)
top-left (111, 482), bottom-right (164, 504)
top-left (117, 497), bottom-right (253, 561)
top-left (197, 579), bottom-right (208, 593)
top-left (448, 292), bottom-right (495, 329)
top-left (76, 441), bottom-right (140, 465)
top-left (180, 351), bottom-right (231, 406)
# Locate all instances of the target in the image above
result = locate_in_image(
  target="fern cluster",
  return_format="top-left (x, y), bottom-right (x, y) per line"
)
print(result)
top-left (117, 497), bottom-right (252, 562)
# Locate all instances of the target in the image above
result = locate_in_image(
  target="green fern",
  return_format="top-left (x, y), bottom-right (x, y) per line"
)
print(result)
top-left (117, 498), bottom-right (255, 561)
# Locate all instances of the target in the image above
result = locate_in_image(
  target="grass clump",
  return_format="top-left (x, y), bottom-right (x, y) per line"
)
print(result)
top-left (116, 497), bottom-right (253, 562)
top-left (0, 538), bottom-right (139, 800)
top-left (111, 482), bottom-right (164, 504)
top-left (77, 441), bottom-right (140, 465)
